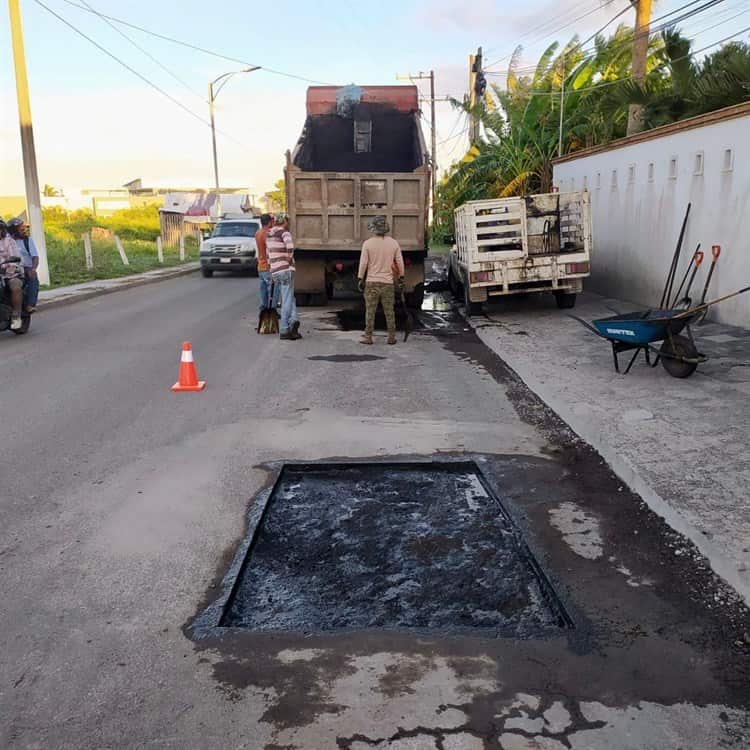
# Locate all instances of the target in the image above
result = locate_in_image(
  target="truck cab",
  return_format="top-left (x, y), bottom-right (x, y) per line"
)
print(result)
top-left (200, 215), bottom-right (261, 277)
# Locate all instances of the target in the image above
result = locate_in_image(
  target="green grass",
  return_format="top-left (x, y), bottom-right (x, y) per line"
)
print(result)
top-left (47, 235), bottom-right (199, 288)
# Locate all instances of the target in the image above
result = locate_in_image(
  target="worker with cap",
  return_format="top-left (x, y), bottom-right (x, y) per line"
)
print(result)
top-left (357, 215), bottom-right (405, 345)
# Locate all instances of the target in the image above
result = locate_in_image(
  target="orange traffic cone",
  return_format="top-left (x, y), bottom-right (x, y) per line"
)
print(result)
top-left (171, 341), bottom-right (206, 392)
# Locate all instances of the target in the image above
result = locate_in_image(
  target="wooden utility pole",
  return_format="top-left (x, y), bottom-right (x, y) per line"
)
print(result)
top-left (429, 70), bottom-right (436, 201)
top-left (627, 0), bottom-right (653, 135)
top-left (468, 47), bottom-right (484, 144)
top-left (8, 0), bottom-right (50, 286)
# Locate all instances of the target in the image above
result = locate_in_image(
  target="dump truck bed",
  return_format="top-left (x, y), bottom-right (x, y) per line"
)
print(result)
top-left (285, 85), bottom-right (430, 306)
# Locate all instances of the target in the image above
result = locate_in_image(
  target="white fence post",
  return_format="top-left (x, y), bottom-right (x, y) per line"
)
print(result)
top-left (157, 235), bottom-right (164, 264)
top-left (83, 232), bottom-right (94, 270)
top-left (179, 232), bottom-right (185, 262)
top-left (114, 236), bottom-right (130, 266)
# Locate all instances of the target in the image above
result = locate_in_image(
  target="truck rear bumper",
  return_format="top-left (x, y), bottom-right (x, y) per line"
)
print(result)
top-left (458, 254), bottom-right (589, 303)
top-left (201, 256), bottom-right (257, 272)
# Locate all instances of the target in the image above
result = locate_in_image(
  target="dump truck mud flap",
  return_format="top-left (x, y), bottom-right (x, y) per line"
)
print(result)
top-left (294, 257), bottom-right (327, 306)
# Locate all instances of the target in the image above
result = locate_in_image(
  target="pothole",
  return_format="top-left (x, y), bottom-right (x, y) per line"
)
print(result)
top-left (216, 462), bottom-right (572, 636)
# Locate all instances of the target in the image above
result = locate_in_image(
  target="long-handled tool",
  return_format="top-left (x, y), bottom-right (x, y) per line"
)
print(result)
top-left (671, 244), bottom-right (701, 307)
top-left (257, 279), bottom-right (279, 334)
top-left (700, 245), bottom-right (721, 304)
top-left (660, 202), bottom-right (691, 309)
top-left (398, 282), bottom-right (414, 342)
top-left (673, 283), bottom-right (750, 321)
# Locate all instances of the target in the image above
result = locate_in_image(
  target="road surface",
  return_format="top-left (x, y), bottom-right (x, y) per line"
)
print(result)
top-left (1, 271), bottom-right (749, 749)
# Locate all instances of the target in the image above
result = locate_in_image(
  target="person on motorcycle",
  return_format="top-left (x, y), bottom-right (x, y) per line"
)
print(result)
top-left (8, 217), bottom-right (39, 312)
top-left (0, 220), bottom-right (24, 330)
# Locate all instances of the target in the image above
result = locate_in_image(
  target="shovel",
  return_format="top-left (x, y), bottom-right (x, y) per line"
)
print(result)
top-left (257, 279), bottom-right (279, 334)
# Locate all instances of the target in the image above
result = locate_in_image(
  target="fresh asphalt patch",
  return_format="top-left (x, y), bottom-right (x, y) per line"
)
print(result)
top-left (218, 461), bottom-right (571, 637)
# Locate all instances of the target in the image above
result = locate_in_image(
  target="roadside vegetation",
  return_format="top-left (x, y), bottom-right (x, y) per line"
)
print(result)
top-left (41, 204), bottom-right (197, 287)
top-left (433, 29), bottom-right (750, 242)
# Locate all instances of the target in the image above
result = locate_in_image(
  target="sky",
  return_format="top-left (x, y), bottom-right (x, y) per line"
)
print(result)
top-left (1, 0), bottom-right (748, 197)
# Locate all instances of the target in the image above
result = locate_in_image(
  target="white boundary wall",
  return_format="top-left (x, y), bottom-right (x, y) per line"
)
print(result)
top-left (553, 104), bottom-right (750, 327)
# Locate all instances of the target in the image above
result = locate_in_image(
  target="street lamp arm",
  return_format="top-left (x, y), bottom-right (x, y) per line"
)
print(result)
top-left (211, 66), bottom-right (261, 98)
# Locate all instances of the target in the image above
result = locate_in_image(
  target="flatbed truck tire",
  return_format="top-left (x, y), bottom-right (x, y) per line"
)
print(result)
top-left (555, 291), bottom-right (577, 309)
top-left (448, 266), bottom-right (463, 300)
top-left (464, 282), bottom-right (482, 316)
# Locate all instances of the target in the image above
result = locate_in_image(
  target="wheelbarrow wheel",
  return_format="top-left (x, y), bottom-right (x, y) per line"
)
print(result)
top-left (660, 334), bottom-right (698, 378)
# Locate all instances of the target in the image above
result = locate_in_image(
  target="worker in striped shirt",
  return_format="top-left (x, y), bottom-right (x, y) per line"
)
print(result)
top-left (267, 213), bottom-right (301, 340)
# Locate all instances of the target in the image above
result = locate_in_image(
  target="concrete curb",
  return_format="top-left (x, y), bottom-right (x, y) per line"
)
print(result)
top-left (472, 323), bottom-right (750, 607)
top-left (38, 263), bottom-right (200, 311)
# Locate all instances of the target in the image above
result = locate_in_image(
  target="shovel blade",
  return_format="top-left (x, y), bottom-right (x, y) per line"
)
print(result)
top-left (258, 309), bottom-right (279, 335)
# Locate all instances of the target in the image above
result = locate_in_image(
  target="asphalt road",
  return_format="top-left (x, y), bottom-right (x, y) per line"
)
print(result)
top-left (1, 270), bottom-right (749, 750)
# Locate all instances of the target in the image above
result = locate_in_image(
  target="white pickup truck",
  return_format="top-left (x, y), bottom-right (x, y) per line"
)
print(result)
top-left (200, 215), bottom-right (261, 278)
top-left (448, 191), bottom-right (592, 314)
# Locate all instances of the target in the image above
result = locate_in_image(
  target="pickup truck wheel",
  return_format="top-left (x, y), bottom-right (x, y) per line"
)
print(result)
top-left (201, 268), bottom-right (213, 278)
top-left (555, 291), bottom-right (577, 309)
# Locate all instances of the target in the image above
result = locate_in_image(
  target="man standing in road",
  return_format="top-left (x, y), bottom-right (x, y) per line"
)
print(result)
top-left (255, 213), bottom-right (279, 329)
top-left (358, 215), bottom-right (404, 346)
top-left (8, 218), bottom-right (39, 313)
top-left (268, 213), bottom-right (300, 341)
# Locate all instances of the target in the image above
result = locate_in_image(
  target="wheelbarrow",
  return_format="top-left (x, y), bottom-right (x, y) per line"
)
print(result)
top-left (571, 285), bottom-right (750, 378)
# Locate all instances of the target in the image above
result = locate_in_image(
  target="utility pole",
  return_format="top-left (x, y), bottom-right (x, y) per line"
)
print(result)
top-left (558, 55), bottom-right (566, 157)
top-left (208, 67), bottom-right (259, 219)
top-left (468, 47), bottom-right (485, 144)
top-left (627, 0), bottom-right (653, 135)
top-left (8, 0), bottom-right (50, 286)
top-left (397, 71), bottom-right (437, 210)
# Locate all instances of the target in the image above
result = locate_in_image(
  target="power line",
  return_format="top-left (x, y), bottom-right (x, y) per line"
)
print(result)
top-left (59, 0), bottom-right (330, 85)
top-left (485, 0), bottom-right (629, 69)
top-left (486, 0), bottom-right (734, 78)
top-left (32, 0), bottom-right (251, 151)
top-left (77, 0), bottom-right (205, 101)
top-left (485, 0), bottom-right (731, 74)
top-left (483, 0), bottom-right (597, 57)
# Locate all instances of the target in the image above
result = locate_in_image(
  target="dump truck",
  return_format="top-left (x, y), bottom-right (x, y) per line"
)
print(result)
top-left (449, 191), bottom-right (592, 314)
top-left (285, 85), bottom-right (430, 307)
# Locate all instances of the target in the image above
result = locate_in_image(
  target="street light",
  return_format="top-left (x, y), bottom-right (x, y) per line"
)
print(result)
top-left (209, 67), bottom-right (259, 218)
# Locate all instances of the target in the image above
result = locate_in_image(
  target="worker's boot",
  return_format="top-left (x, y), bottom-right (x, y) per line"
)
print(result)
top-left (387, 331), bottom-right (397, 345)
top-left (360, 332), bottom-right (373, 345)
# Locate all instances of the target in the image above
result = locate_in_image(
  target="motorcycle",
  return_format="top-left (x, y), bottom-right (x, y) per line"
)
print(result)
top-left (1, 257), bottom-right (32, 335)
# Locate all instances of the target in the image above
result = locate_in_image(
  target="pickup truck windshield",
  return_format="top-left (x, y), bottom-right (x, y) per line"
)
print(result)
top-left (212, 222), bottom-right (260, 238)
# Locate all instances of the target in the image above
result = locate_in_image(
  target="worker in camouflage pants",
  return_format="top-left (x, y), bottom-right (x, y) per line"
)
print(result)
top-left (357, 216), bottom-right (405, 345)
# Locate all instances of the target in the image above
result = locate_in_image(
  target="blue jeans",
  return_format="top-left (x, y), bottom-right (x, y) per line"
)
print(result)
top-left (273, 270), bottom-right (298, 334)
top-left (258, 271), bottom-right (280, 313)
top-left (24, 269), bottom-right (39, 307)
